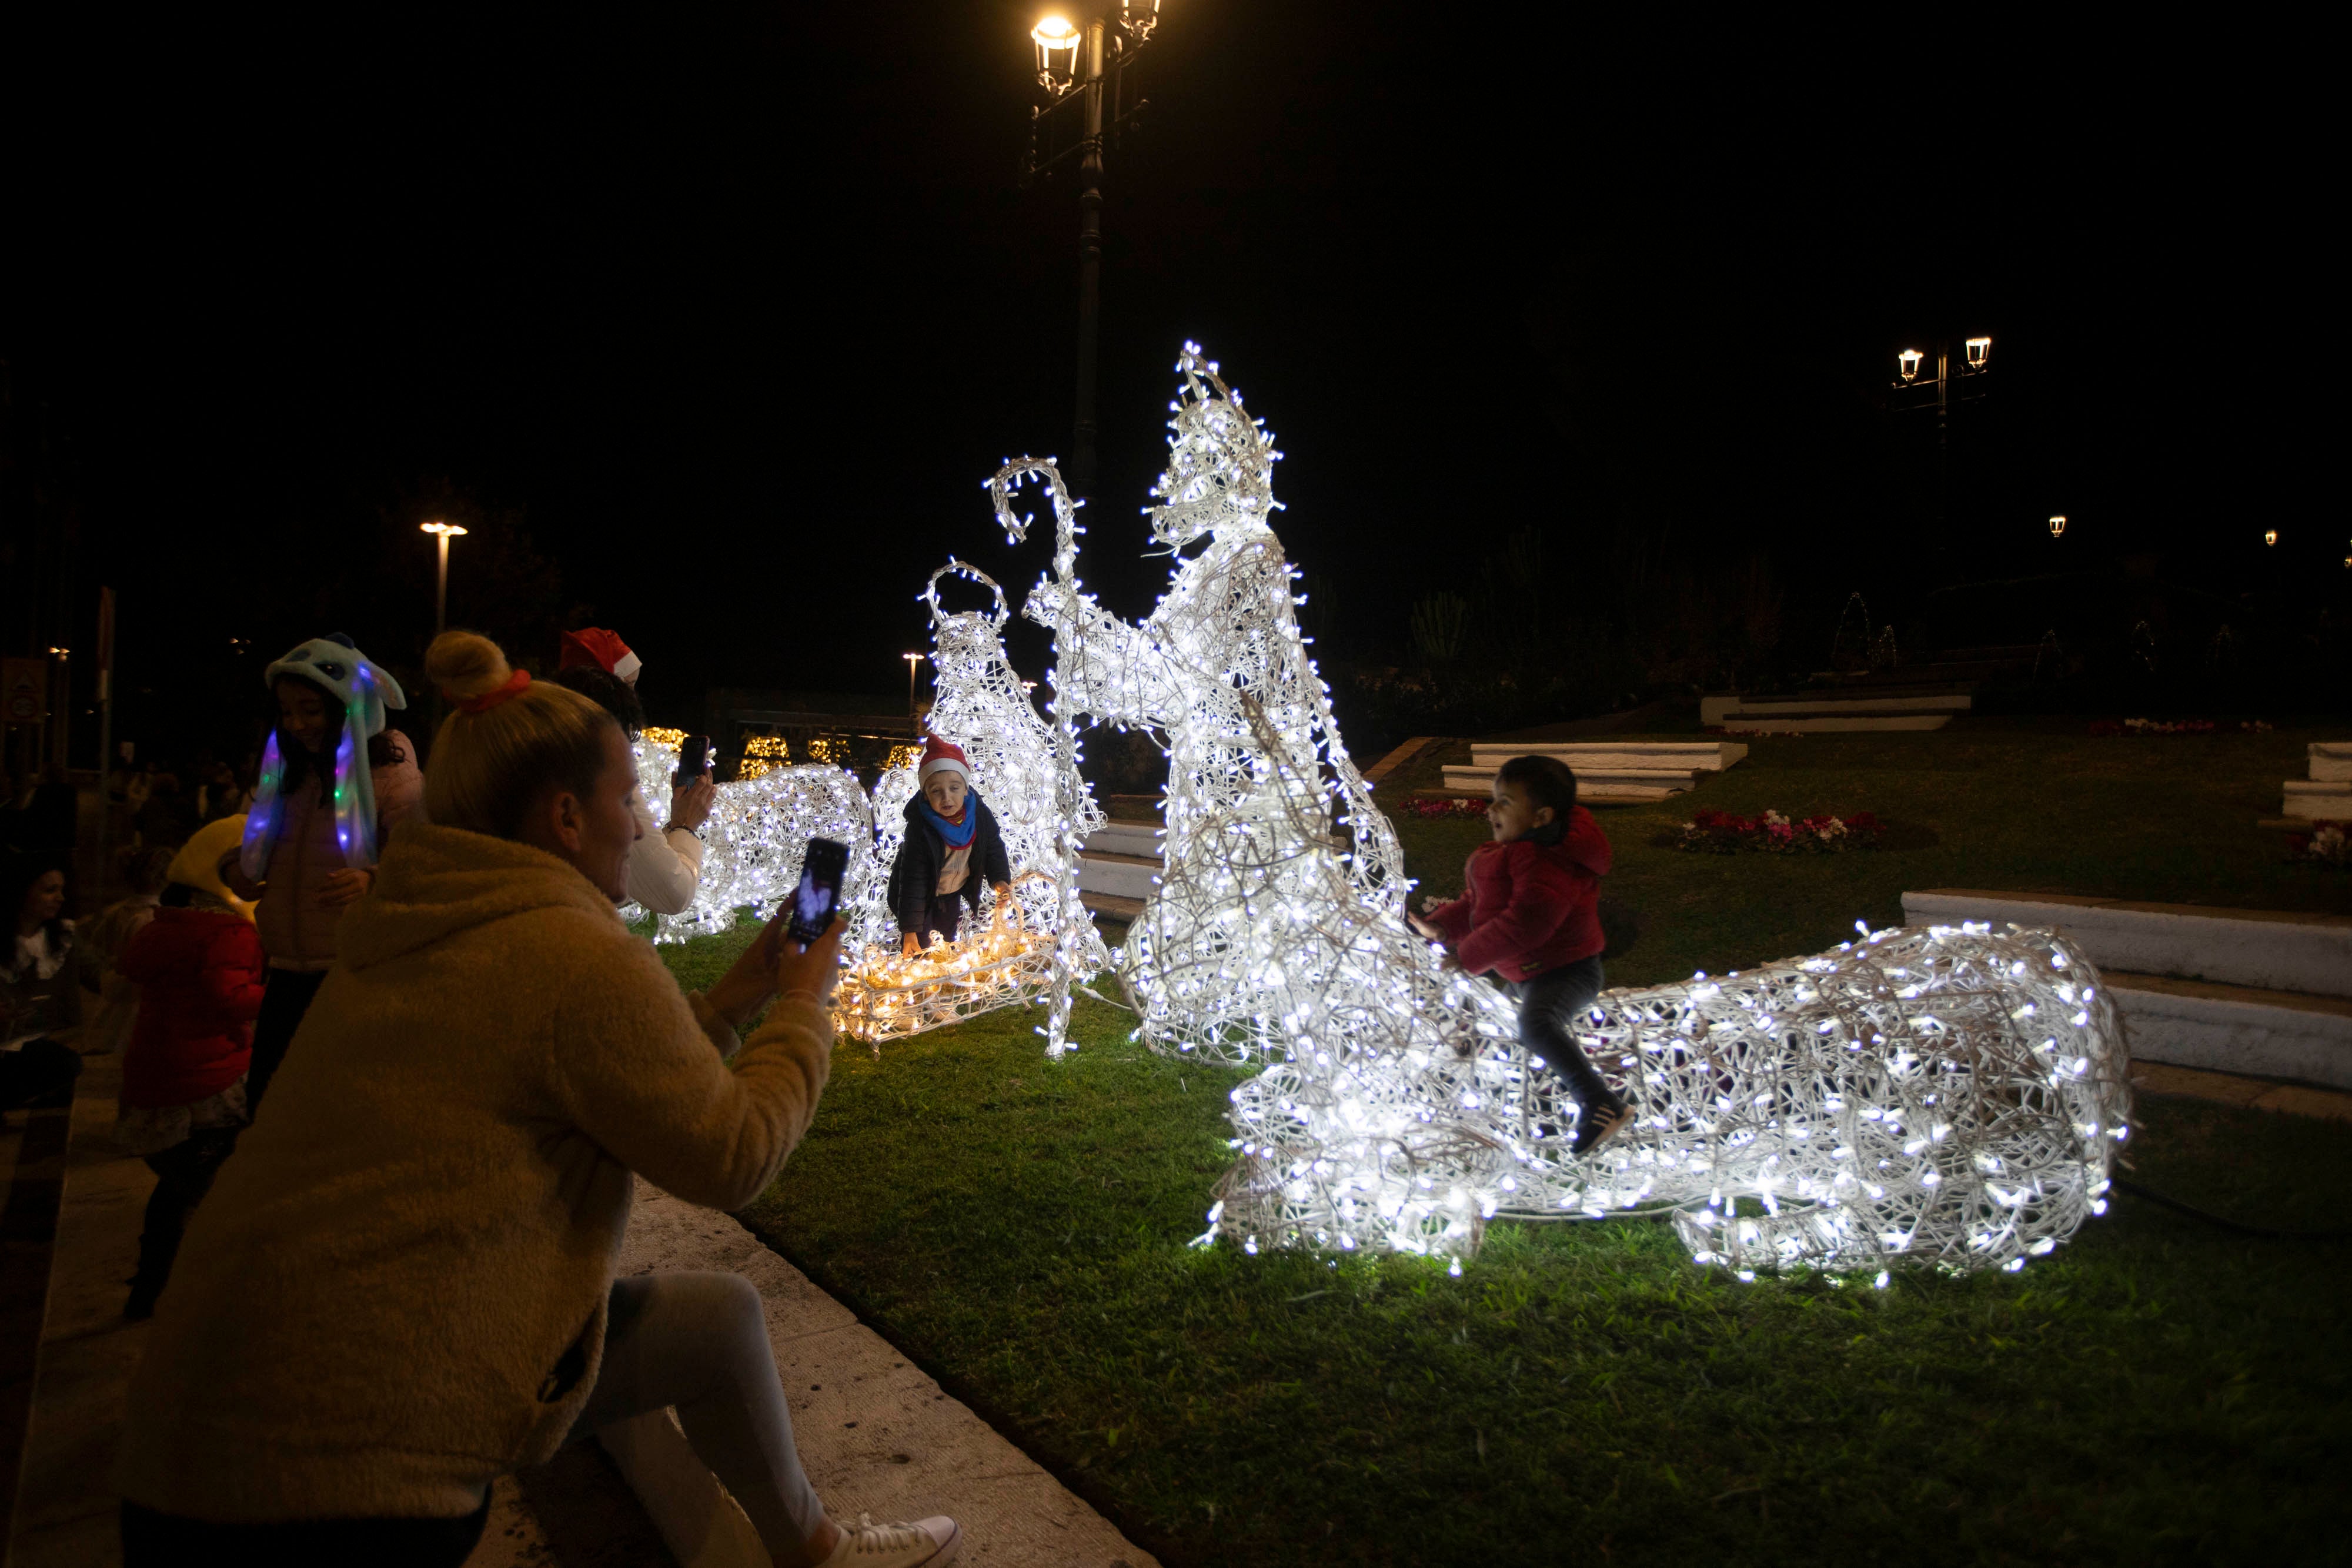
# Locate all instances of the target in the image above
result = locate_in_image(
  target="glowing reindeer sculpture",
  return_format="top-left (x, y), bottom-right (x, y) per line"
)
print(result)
top-left (831, 561), bottom-right (1114, 1047)
top-left (996, 343), bottom-right (2133, 1278)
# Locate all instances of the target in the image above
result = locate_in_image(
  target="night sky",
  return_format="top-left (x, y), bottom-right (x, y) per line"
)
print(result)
top-left (4, 7), bottom-right (2326, 755)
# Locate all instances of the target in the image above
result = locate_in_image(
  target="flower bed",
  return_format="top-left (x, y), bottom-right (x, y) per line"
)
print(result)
top-left (1406, 795), bottom-right (1489, 819)
top-left (2287, 821), bottom-right (2350, 868)
top-left (1675, 807), bottom-right (1880, 854)
top-left (2089, 718), bottom-right (2274, 736)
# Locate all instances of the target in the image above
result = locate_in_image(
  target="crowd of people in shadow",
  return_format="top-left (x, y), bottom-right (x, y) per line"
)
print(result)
top-left (2, 626), bottom-right (961, 1568)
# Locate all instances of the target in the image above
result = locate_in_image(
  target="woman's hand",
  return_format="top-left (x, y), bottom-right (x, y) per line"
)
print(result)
top-left (318, 868), bottom-right (373, 909)
top-left (667, 775), bottom-right (717, 834)
top-left (900, 931), bottom-right (921, 958)
top-left (1406, 911), bottom-right (1442, 941)
top-left (707, 911), bottom-right (846, 1032)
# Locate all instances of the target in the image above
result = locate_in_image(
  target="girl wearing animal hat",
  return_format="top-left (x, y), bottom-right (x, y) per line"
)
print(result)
top-left (222, 634), bottom-right (422, 1109)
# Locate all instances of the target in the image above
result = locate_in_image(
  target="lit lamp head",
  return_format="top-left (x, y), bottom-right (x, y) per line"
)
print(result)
top-left (1897, 347), bottom-right (1925, 384)
top-left (1031, 14), bottom-right (1081, 95)
top-left (420, 520), bottom-right (469, 540)
top-left (1965, 336), bottom-right (1992, 372)
top-left (1120, 0), bottom-right (1160, 40)
top-left (2047, 514), bottom-right (2067, 538)
top-left (2264, 529), bottom-right (2279, 546)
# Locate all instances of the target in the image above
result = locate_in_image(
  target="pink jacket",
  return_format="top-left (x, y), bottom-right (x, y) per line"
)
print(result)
top-left (250, 779), bottom-right (346, 972)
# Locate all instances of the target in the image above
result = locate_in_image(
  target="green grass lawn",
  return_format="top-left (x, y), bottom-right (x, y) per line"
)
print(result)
top-left (664, 717), bottom-right (2352, 1566)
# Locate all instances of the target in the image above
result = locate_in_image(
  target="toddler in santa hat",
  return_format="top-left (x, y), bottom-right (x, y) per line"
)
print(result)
top-left (886, 737), bottom-right (1012, 956)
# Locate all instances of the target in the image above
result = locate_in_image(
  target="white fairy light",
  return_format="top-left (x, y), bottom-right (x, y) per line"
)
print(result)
top-left (994, 343), bottom-right (2130, 1278)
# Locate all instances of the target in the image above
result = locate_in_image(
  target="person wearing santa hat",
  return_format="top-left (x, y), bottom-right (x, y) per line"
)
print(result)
top-left (885, 737), bottom-right (1011, 957)
top-left (555, 628), bottom-right (715, 917)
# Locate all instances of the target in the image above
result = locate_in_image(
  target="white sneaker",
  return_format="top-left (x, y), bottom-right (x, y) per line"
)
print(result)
top-left (820, 1511), bottom-right (961, 1566)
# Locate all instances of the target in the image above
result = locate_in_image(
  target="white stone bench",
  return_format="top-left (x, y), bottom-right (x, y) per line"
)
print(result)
top-left (1901, 889), bottom-right (2352, 1088)
top-left (2311, 741), bottom-right (2352, 783)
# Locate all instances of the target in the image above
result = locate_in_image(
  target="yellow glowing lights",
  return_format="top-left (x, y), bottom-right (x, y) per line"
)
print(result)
top-left (641, 727), bottom-right (686, 752)
top-left (419, 520), bottom-right (469, 537)
top-left (2266, 530), bottom-right (2280, 546)
top-left (1031, 14), bottom-right (1081, 92)
top-left (737, 734), bottom-right (793, 781)
top-left (1964, 336), bottom-right (1992, 370)
top-left (883, 743), bottom-right (923, 771)
top-left (1897, 348), bottom-right (1925, 383)
top-left (2047, 515), bottom-right (2067, 537)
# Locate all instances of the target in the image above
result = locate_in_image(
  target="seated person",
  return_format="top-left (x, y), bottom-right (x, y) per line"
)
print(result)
top-left (886, 737), bottom-right (1010, 957)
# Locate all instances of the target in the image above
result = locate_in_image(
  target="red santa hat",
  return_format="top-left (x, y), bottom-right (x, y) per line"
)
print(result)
top-left (558, 627), bottom-right (640, 682)
top-left (918, 735), bottom-right (971, 784)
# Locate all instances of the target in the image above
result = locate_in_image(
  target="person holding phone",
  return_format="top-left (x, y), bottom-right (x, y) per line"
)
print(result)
top-left (555, 627), bottom-right (717, 916)
top-left (118, 631), bottom-right (960, 1568)
top-left (886, 737), bottom-right (1012, 958)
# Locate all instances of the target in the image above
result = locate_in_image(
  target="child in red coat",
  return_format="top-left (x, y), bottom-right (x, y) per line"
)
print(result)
top-left (1411, 755), bottom-right (1632, 1155)
top-left (116, 818), bottom-right (266, 1320)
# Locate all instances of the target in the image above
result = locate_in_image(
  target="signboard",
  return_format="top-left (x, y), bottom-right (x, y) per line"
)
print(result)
top-left (3, 658), bottom-right (48, 723)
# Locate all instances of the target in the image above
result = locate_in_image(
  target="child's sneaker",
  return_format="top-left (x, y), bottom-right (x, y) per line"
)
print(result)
top-left (1569, 1099), bottom-right (1632, 1157)
top-left (819, 1512), bottom-right (961, 1566)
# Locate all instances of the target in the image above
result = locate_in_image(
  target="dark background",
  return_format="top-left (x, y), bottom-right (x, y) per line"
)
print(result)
top-left (3, 5), bottom-right (2334, 764)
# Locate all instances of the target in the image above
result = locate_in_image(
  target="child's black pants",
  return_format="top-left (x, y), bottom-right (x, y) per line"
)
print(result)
top-left (1510, 955), bottom-right (1623, 1119)
top-left (131, 1127), bottom-right (240, 1309)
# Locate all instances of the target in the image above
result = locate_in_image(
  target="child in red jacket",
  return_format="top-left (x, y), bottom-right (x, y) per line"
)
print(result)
top-left (1411, 755), bottom-right (1632, 1156)
top-left (116, 818), bottom-right (266, 1320)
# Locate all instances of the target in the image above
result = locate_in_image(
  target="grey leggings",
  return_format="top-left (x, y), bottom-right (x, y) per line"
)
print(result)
top-left (566, 1271), bottom-right (826, 1557)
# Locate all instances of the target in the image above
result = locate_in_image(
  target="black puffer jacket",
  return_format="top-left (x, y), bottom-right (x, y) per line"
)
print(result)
top-left (887, 793), bottom-right (1012, 936)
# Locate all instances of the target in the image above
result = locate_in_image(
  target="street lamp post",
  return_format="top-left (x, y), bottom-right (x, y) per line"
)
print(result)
top-left (903, 653), bottom-right (923, 720)
top-left (1889, 334), bottom-right (1993, 563)
top-left (1024, 3), bottom-right (1164, 501)
top-left (420, 521), bottom-right (469, 636)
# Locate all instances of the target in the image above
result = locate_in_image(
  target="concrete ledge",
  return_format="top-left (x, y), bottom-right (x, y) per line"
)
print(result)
top-left (2105, 973), bottom-right (2352, 1090)
top-left (1078, 852), bottom-right (1159, 902)
top-left (2310, 741), bottom-right (2352, 783)
top-left (1901, 888), bottom-right (2352, 998)
top-left (1722, 714), bottom-right (1951, 733)
top-left (1702, 693), bottom-right (1972, 723)
top-left (1083, 824), bottom-right (1164, 858)
top-left (1467, 741), bottom-right (1747, 769)
top-left (2133, 1061), bottom-right (2352, 1121)
top-left (2283, 780), bottom-right (2352, 819)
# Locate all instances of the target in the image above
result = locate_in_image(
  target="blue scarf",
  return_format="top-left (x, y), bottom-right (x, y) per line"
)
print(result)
top-left (919, 794), bottom-right (979, 848)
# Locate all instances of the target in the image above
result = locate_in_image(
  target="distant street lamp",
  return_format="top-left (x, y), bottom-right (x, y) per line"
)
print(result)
top-left (1890, 333), bottom-right (1992, 451)
top-left (2264, 530), bottom-right (2278, 547)
top-left (2047, 514), bottom-right (2067, 538)
top-left (903, 652), bottom-right (923, 718)
top-left (1021, 2), bottom-right (1167, 500)
top-left (420, 521), bottom-right (469, 636)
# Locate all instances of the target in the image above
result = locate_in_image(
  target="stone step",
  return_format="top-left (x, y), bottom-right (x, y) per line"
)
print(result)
top-left (2284, 780), bottom-right (2352, 819)
top-left (1078, 849), bottom-right (1160, 901)
top-left (2311, 741), bottom-right (2352, 783)
top-left (1900, 889), bottom-right (2352, 999)
top-left (1442, 765), bottom-right (1699, 794)
top-left (1083, 821), bottom-right (1165, 859)
top-left (1702, 690), bottom-right (1973, 723)
top-left (1467, 740), bottom-right (1748, 770)
top-left (1423, 783), bottom-right (1688, 804)
top-left (1720, 713), bottom-right (1952, 733)
top-left (2103, 973), bottom-right (2352, 1090)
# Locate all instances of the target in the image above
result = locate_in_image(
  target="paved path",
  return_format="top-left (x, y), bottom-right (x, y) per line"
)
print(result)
top-left (1, 1052), bottom-right (1155, 1568)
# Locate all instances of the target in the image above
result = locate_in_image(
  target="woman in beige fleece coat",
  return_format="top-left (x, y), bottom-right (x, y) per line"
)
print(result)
top-left (118, 632), bottom-right (959, 1568)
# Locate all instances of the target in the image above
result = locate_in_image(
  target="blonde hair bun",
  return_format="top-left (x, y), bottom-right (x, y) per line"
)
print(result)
top-left (425, 631), bottom-right (513, 703)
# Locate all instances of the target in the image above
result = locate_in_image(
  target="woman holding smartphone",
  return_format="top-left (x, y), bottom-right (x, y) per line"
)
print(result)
top-left (118, 631), bottom-right (958, 1568)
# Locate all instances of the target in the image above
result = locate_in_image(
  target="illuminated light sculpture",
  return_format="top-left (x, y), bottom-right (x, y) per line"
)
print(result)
top-left (738, 734), bottom-right (792, 780)
top-left (997, 343), bottom-right (2129, 1276)
top-left (831, 560), bottom-right (1112, 1047)
top-left (622, 733), bottom-right (878, 945)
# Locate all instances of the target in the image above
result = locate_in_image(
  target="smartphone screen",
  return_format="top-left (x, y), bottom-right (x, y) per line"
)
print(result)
top-left (673, 734), bottom-right (713, 790)
top-left (789, 837), bottom-right (850, 944)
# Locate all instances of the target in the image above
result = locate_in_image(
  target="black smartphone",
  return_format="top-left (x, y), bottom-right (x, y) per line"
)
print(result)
top-left (673, 734), bottom-right (712, 789)
top-left (788, 837), bottom-right (850, 944)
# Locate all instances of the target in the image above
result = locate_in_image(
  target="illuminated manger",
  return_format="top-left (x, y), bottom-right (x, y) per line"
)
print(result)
top-left (833, 871), bottom-right (1065, 1048)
